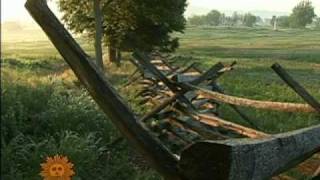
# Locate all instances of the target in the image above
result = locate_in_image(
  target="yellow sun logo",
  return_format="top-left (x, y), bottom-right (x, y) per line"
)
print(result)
top-left (40, 155), bottom-right (75, 180)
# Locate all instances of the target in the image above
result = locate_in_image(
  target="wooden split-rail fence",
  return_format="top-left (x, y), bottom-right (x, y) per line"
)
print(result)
top-left (128, 51), bottom-right (320, 179)
top-left (25, 0), bottom-right (320, 179)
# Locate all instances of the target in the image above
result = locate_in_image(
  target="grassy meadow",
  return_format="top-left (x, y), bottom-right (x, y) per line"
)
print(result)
top-left (176, 27), bottom-right (320, 133)
top-left (1, 26), bottom-right (320, 179)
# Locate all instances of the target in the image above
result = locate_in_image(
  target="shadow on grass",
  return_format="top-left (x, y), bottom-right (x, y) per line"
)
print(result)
top-left (1, 57), bottom-right (69, 76)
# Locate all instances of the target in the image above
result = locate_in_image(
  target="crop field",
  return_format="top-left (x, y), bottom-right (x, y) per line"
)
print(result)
top-left (1, 26), bottom-right (320, 179)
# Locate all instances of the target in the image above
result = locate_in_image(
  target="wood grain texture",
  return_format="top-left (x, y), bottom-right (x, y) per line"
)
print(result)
top-left (179, 125), bottom-right (320, 180)
top-left (192, 113), bottom-right (269, 138)
top-left (190, 84), bottom-right (317, 113)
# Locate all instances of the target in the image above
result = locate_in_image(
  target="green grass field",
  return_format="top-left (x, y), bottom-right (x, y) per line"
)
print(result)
top-left (175, 27), bottom-right (320, 133)
top-left (1, 26), bottom-right (320, 179)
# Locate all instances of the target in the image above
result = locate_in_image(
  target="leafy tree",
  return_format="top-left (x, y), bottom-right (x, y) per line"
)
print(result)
top-left (188, 10), bottom-right (222, 26)
top-left (102, 0), bottom-right (136, 64)
top-left (218, 13), bottom-right (237, 27)
top-left (124, 0), bottom-right (187, 53)
top-left (219, 13), bottom-right (226, 25)
top-left (219, 11), bottom-right (240, 27)
top-left (278, 16), bottom-right (291, 28)
top-left (255, 16), bottom-right (263, 24)
top-left (188, 15), bottom-right (207, 26)
top-left (231, 12), bottom-right (241, 26)
top-left (206, 10), bottom-right (221, 26)
top-left (243, 13), bottom-right (257, 27)
top-left (58, 0), bottom-right (187, 64)
top-left (223, 16), bottom-right (234, 26)
top-left (289, 0), bottom-right (316, 28)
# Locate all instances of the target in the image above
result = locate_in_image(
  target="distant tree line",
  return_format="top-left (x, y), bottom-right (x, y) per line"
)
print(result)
top-left (271, 0), bottom-right (316, 28)
top-left (188, 10), bottom-right (258, 27)
top-left (188, 0), bottom-right (318, 29)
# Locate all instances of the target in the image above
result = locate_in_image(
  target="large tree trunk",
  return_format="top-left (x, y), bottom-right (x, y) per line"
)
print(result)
top-left (116, 48), bottom-right (121, 66)
top-left (94, 0), bottom-right (104, 71)
top-left (108, 40), bottom-right (117, 64)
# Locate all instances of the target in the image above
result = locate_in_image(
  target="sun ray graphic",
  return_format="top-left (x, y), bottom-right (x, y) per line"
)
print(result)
top-left (40, 155), bottom-right (75, 180)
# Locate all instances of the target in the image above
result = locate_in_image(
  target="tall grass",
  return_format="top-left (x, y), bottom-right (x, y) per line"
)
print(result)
top-left (1, 58), bottom-right (160, 180)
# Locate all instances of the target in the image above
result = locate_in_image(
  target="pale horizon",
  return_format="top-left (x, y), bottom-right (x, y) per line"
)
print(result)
top-left (2, 0), bottom-right (320, 23)
top-left (188, 0), bottom-right (320, 14)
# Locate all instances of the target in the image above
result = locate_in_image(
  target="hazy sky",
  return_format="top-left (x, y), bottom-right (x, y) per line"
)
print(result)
top-left (189, 0), bottom-right (320, 13)
top-left (2, 0), bottom-right (320, 22)
top-left (2, 0), bottom-right (59, 22)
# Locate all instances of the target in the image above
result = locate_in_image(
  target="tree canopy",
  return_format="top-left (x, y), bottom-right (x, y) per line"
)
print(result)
top-left (278, 16), bottom-right (291, 28)
top-left (58, 0), bottom-right (187, 54)
top-left (243, 13), bottom-right (257, 27)
top-left (289, 0), bottom-right (316, 28)
top-left (188, 15), bottom-right (207, 26)
top-left (206, 10), bottom-right (222, 26)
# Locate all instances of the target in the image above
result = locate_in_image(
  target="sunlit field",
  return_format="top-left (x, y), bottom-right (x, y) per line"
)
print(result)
top-left (2, 26), bottom-right (320, 179)
top-left (176, 27), bottom-right (320, 133)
